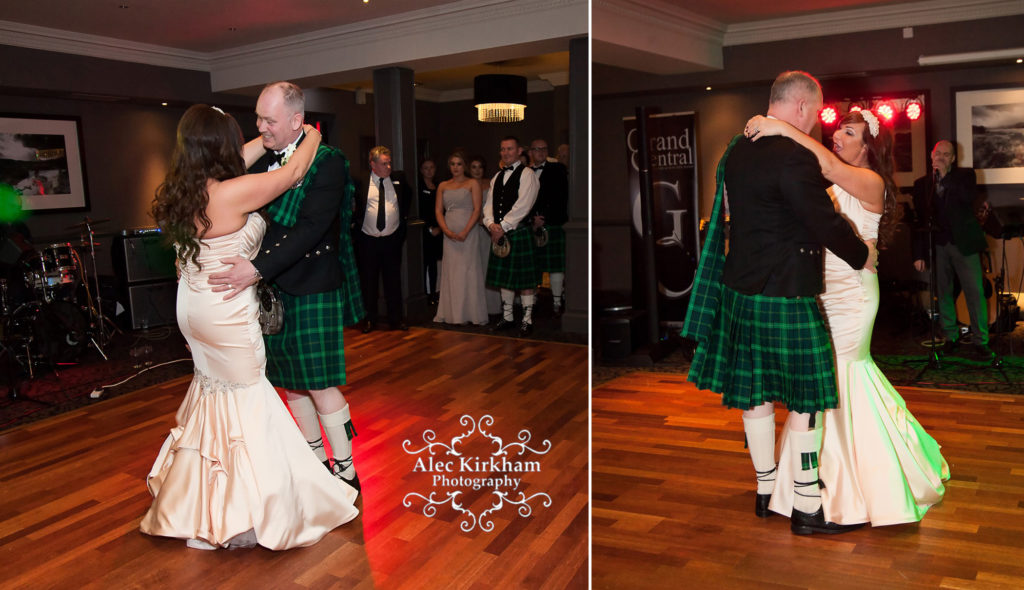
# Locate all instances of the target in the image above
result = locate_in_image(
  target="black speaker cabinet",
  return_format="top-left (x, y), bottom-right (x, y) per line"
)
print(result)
top-left (125, 280), bottom-right (177, 330)
top-left (112, 231), bottom-right (176, 284)
top-left (599, 310), bottom-right (646, 361)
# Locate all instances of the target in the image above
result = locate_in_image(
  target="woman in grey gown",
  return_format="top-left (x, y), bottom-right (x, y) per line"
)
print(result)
top-left (433, 151), bottom-right (488, 325)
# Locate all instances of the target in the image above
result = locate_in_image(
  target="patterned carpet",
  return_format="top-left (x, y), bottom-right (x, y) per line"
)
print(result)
top-left (0, 290), bottom-right (582, 431)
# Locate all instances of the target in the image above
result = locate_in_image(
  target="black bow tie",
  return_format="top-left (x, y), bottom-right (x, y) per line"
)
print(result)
top-left (502, 165), bottom-right (516, 172)
top-left (532, 165), bottom-right (544, 171)
top-left (270, 151), bottom-right (286, 165)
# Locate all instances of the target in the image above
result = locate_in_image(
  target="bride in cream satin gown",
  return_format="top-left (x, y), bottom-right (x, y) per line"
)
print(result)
top-left (140, 213), bottom-right (359, 549)
top-left (769, 185), bottom-right (950, 526)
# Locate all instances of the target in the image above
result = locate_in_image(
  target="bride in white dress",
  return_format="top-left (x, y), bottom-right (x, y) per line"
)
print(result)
top-left (144, 105), bottom-right (358, 550)
top-left (746, 110), bottom-right (950, 526)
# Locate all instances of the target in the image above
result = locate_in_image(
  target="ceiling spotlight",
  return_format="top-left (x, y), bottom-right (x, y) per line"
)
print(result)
top-left (705, 86), bottom-right (712, 91)
top-left (905, 100), bottom-right (923, 121)
top-left (474, 74), bottom-right (527, 123)
top-left (849, 104), bottom-right (862, 112)
top-left (820, 106), bottom-right (838, 125)
top-left (875, 101), bottom-right (895, 121)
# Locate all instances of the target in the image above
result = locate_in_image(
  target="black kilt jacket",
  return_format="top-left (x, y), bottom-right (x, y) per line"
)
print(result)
top-left (249, 147), bottom-right (347, 297)
top-left (530, 161), bottom-right (569, 226)
top-left (722, 135), bottom-right (868, 298)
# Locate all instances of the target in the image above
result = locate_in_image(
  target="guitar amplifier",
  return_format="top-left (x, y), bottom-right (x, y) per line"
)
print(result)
top-left (112, 229), bottom-right (176, 284)
top-left (111, 228), bottom-right (177, 329)
top-left (126, 280), bottom-right (178, 330)
top-left (990, 207), bottom-right (1024, 239)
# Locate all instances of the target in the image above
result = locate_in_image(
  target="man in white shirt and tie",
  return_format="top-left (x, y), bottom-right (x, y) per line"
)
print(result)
top-left (354, 146), bottom-right (411, 332)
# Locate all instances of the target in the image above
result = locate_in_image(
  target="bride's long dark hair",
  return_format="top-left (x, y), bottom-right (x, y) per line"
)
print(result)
top-left (840, 110), bottom-right (899, 247)
top-left (152, 105), bottom-right (247, 270)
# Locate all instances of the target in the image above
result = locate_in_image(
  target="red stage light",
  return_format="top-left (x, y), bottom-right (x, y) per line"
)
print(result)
top-left (820, 106), bottom-right (838, 125)
top-left (876, 102), bottom-right (895, 121)
top-left (849, 105), bottom-right (862, 112)
top-left (905, 101), bottom-right (922, 120)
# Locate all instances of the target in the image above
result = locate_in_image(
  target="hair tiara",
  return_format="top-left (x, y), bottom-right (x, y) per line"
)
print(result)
top-left (860, 110), bottom-right (879, 138)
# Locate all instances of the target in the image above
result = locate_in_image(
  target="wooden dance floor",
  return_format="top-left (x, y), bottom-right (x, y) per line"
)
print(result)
top-left (593, 373), bottom-right (1024, 589)
top-left (0, 328), bottom-right (588, 590)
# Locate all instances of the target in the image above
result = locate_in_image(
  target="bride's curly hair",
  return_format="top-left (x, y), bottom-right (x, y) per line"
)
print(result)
top-left (840, 110), bottom-right (901, 247)
top-left (152, 105), bottom-right (246, 270)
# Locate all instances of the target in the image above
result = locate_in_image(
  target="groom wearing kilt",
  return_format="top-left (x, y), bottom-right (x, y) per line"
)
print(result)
top-left (682, 71), bottom-right (876, 534)
top-left (484, 136), bottom-right (540, 337)
top-left (208, 81), bottom-right (363, 493)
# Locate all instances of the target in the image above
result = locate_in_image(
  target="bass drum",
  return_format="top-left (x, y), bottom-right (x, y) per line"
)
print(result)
top-left (11, 300), bottom-right (88, 363)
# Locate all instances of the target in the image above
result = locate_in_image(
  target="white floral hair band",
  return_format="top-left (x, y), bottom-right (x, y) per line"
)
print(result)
top-left (860, 110), bottom-right (880, 138)
top-left (211, 106), bottom-right (226, 115)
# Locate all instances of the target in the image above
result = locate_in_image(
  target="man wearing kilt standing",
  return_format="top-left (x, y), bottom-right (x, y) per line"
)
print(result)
top-left (527, 138), bottom-right (570, 317)
top-left (484, 136), bottom-right (541, 337)
top-left (682, 71), bottom-right (877, 534)
top-left (208, 81), bottom-right (363, 493)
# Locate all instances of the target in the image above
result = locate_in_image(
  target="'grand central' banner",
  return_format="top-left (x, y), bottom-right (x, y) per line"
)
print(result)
top-left (623, 112), bottom-right (700, 324)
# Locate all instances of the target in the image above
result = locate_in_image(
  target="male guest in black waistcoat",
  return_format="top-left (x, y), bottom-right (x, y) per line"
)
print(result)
top-left (527, 138), bottom-right (569, 316)
top-left (354, 145), bottom-right (412, 333)
top-left (483, 136), bottom-right (540, 337)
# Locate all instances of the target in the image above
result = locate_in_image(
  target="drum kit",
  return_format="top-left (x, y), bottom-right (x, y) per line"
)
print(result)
top-left (2, 217), bottom-right (115, 396)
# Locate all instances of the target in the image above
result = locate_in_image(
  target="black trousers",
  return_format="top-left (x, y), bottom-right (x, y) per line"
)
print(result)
top-left (356, 231), bottom-right (404, 325)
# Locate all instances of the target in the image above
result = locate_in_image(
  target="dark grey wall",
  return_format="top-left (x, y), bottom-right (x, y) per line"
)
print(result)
top-left (2, 46), bottom-right (563, 275)
top-left (593, 16), bottom-right (1024, 295)
top-left (429, 90), bottom-right (561, 181)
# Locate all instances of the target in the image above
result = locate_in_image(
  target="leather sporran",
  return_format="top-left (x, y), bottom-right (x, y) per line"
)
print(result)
top-left (257, 281), bottom-right (284, 335)
top-left (491, 235), bottom-right (510, 258)
top-left (533, 225), bottom-right (549, 247)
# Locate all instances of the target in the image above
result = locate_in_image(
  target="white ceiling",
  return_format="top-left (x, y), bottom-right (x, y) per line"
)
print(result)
top-left (593, 0), bottom-right (1024, 75)
top-left (2, 0), bottom-right (1022, 92)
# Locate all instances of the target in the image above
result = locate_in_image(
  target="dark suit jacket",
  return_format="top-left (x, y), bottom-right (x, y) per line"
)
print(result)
top-left (911, 166), bottom-right (987, 260)
top-left (250, 144), bottom-right (347, 296)
top-left (530, 161), bottom-right (569, 226)
top-left (418, 177), bottom-right (442, 260)
top-left (353, 171), bottom-right (412, 241)
top-left (722, 136), bottom-right (868, 297)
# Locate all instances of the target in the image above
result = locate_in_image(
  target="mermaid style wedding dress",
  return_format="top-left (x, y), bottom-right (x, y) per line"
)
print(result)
top-left (140, 213), bottom-right (359, 549)
top-left (770, 185), bottom-right (950, 526)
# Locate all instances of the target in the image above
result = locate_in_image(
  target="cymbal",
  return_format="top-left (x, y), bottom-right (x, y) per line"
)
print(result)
top-left (65, 217), bottom-right (110, 230)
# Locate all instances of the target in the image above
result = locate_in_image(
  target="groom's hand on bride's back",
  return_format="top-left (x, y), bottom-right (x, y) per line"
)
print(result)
top-left (863, 239), bottom-right (878, 274)
top-left (208, 255), bottom-right (259, 300)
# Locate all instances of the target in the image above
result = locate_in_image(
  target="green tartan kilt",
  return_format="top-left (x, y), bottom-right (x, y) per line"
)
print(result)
top-left (534, 225), bottom-right (566, 273)
top-left (264, 289), bottom-right (346, 390)
top-left (486, 227), bottom-right (540, 290)
top-left (337, 234), bottom-right (364, 326)
top-left (687, 286), bottom-right (838, 414)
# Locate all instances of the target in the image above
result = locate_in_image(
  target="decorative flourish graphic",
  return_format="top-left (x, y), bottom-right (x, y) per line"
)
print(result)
top-left (402, 414), bottom-right (552, 532)
top-left (402, 414), bottom-right (479, 457)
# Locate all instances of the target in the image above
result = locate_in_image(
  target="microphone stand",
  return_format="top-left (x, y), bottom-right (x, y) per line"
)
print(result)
top-left (915, 169), bottom-right (945, 381)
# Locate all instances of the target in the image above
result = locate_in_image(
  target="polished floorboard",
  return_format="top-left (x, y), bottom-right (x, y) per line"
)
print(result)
top-left (593, 372), bottom-right (1024, 590)
top-left (0, 328), bottom-right (588, 590)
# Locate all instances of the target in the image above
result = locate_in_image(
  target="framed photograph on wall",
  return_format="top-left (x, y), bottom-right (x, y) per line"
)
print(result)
top-left (0, 114), bottom-right (89, 212)
top-left (954, 86), bottom-right (1024, 184)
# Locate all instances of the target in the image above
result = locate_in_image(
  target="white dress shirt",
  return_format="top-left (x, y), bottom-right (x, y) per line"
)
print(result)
top-left (362, 173), bottom-right (401, 237)
top-left (482, 162), bottom-right (539, 232)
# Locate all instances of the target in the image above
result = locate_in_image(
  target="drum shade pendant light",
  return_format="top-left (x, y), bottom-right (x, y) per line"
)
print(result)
top-left (474, 74), bottom-right (527, 123)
